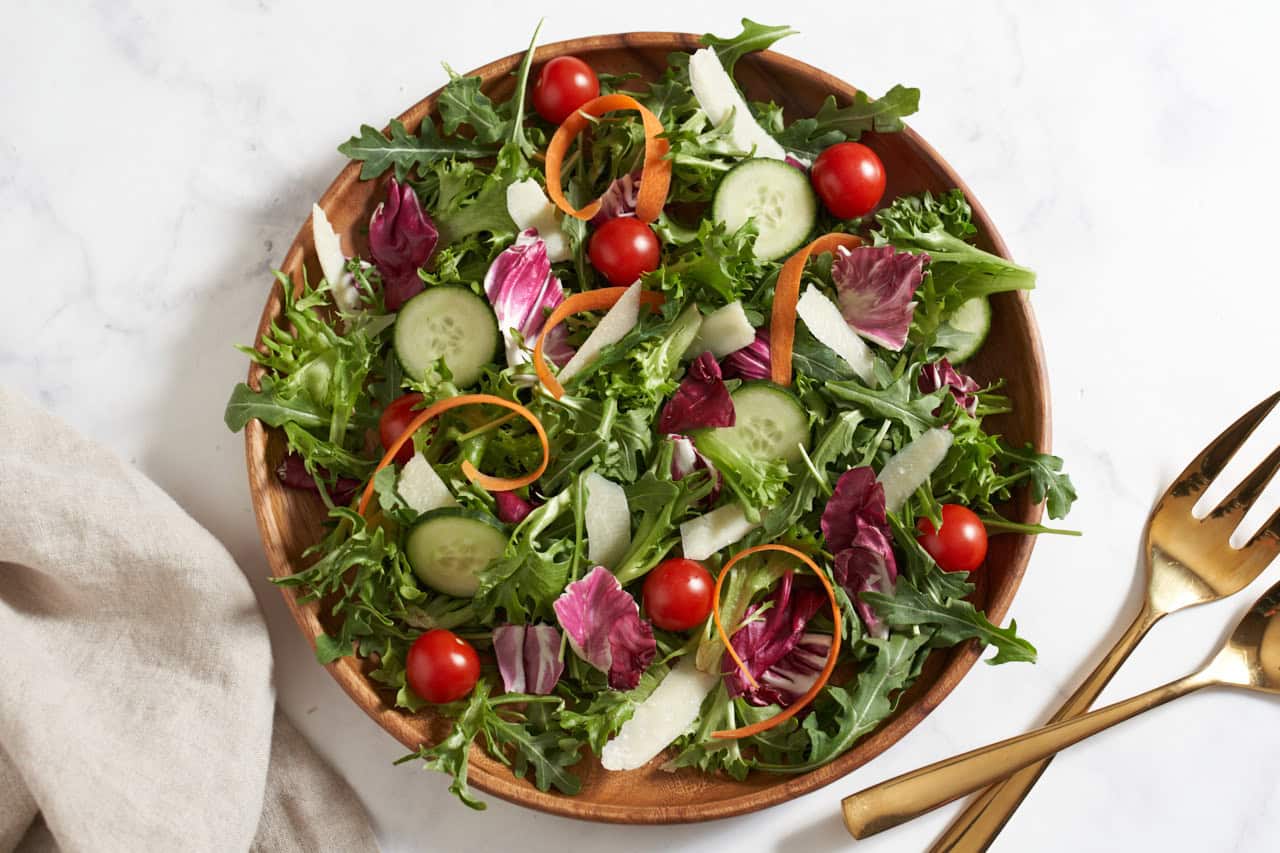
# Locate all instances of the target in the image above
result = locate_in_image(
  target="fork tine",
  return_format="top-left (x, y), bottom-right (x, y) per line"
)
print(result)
top-left (1167, 389), bottom-right (1280, 502)
top-left (1246, 503), bottom-right (1280, 551)
top-left (1205, 443), bottom-right (1280, 522)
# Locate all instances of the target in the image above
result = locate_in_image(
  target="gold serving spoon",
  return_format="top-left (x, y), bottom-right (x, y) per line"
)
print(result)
top-left (842, 390), bottom-right (1280, 842)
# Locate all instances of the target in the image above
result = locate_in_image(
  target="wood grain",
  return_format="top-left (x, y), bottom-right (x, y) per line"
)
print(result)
top-left (243, 32), bottom-right (1051, 824)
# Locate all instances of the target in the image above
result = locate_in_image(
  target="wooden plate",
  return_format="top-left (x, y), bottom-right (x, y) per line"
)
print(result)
top-left (244, 32), bottom-right (1050, 823)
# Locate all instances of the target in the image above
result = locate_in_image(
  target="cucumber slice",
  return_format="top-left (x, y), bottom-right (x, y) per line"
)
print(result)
top-left (405, 508), bottom-right (508, 597)
top-left (393, 286), bottom-right (499, 386)
top-left (938, 297), bottom-right (992, 364)
top-left (712, 158), bottom-right (817, 261)
top-left (700, 381), bottom-right (810, 465)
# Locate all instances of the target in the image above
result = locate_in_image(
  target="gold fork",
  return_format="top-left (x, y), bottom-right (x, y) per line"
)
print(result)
top-left (841, 390), bottom-right (1280, 842)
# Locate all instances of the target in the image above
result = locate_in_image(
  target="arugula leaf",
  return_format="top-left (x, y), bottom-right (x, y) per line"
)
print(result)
top-left (755, 633), bottom-right (930, 772)
top-left (865, 579), bottom-right (1037, 665)
top-left (761, 410), bottom-right (864, 539)
top-left (484, 706), bottom-right (583, 795)
top-left (775, 87), bottom-right (921, 158)
top-left (507, 19), bottom-right (543, 156)
top-left (997, 442), bottom-right (1079, 520)
top-left (338, 119), bottom-right (499, 181)
top-left (224, 379), bottom-right (329, 432)
top-left (559, 663), bottom-right (667, 753)
top-left (438, 66), bottom-right (508, 143)
top-left (666, 682), bottom-right (755, 781)
top-left (826, 371), bottom-right (947, 438)
top-left (613, 467), bottom-right (714, 584)
top-left (699, 19), bottom-right (798, 77)
top-left (395, 681), bottom-right (493, 809)
top-left (790, 327), bottom-right (859, 382)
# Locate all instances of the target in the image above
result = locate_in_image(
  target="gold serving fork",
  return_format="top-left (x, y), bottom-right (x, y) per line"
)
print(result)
top-left (841, 390), bottom-right (1280, 843)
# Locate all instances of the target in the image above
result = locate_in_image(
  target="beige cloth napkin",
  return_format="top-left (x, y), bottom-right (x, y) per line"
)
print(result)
top-left (0, 387), bottom-right (378, 852)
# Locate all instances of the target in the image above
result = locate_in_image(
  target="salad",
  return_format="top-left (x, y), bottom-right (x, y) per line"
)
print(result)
top-left (225, 19), bottom-right (1077, 808)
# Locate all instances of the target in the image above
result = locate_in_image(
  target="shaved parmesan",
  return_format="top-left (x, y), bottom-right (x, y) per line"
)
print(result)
top-left (877, 428), bottom-right (955, 512)
top-left (686, 301), bottom-right (755, 359)
top-left (311, 204), bottom-right (347, 288)
top-left (796, 286), bottom-right (876, 384)
top-left (600, 658), bottom-right (719, 771)
top-left (585, 472), bottom-right (631, 568)
top-left (396, 455), bottom-right (457, 515)
top-left (680, 503), bottom-right (759, 561)
top-left (506, 179), bottom-right (572, 263)
top-left (688, 48), bottom-right (786, 161)
top-left (557, 282), bottom-right (642, 383)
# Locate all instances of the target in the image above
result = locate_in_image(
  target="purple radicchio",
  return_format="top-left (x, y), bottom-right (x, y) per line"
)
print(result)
top-left (553, 565), bottom-right (656, 690)
top-left (722, 571), bottom-right (833, 707)
top-left (369, 178), bottom-right (439, 312)
top-left (669, 434), bottom-right (722, 504)
top-left (919, 358), bottom-right (980, 417)
top-left (493, 490), bottom-right (537, 525)
top-left (832, 245), bottom-right (929, 351)
top-left (484, 229), bottom-right (574, 368)
top-left (821, 467), bottom-right (899, 636)
top-left (720, 327), bottom-right (771, 381)
top-left (588, 172), bottom-right (641, 226)
top-left (276, 453), bottom-right (360, 505)
top-left (492, 624), bottom-right (564, 695)
top-left (658, 351), bottom-right (736, 434)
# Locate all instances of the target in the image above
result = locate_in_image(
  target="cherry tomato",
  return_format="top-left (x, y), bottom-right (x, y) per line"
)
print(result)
top-left (406, 629), bottom-right (480, 704)
top-left (916, 504), bottom-right (988, 573)
top-left (810, 142), bottom-right (887, 219)
top-left (532, 56), bottom-right (600, 125)
top-left (588, 218), bottom-right (661, 286)
top-left (643, 558), bottom-right (715, 632)
top-left (379, 392), bottom-right (425, 466)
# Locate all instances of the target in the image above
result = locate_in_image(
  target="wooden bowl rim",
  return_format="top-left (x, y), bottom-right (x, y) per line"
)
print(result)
top-left (244, 30), bottom-right (1051, 824)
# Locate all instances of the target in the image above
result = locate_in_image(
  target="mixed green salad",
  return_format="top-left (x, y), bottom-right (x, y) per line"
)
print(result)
top-left (225, 19), bottom-right (1076, 808)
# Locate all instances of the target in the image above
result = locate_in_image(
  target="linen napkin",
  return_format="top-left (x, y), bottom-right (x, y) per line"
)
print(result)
top-left (0, 387), bottom-right (378, 853)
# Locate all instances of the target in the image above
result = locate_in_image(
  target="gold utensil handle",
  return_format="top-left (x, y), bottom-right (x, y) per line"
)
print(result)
top-left (930, 605), bottom-right (1161, 852)
top-left (841, 671), bottom-right (1206, 840)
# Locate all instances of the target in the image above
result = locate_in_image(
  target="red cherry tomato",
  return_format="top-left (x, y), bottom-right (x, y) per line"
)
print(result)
top-left (532, 56), bottom-right (600, 125)
top-left (810, 142), bottom-right (887, 219)
top-left (643, 558), bottom-right (715, 632)
top-left (916, 504), bottom-right (988, 573)
top-left (405, 629), bottom-right (480, 704)
top-left (379, 392), bottom-right (424, 466)
top-left (588, 218), bottom-right (661, 286)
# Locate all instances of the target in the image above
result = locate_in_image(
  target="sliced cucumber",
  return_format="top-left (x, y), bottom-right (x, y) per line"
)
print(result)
top-left (393, 286), bottom-right (499, 386)
top-left (700, 381), bottom-right (810, 465)
top-left (405, 508), bottom-right (508, 597)
top-left (938, 297), bottom-right (992, 364)
top-left (712, 158), bottom-right (816, 261)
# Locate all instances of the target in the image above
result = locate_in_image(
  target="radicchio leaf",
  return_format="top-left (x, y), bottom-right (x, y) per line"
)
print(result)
top-left (369, 178), bottom-right (439, 311)
top-left (720, 327), bottom-right (771, 381)
top-left (483, 229), bottom-right (573, 368)
top-left (492, 624), bottom-right (564, 695)
top-left (553, 566), bottom-right (656, 690)
top-left (275, 453), bottom-right (360, 505)
top-left (588, 172), bottom-right (640, 225)
top-left (919, 358), bottom-right (980, 417)
top-left (658, 351), bottom-right (735, 434)
top-left (722, 571), bottom-right (830, 707)
top-left (832, 245), bottom-right (928, 351)
top-left (493, 490), bottom-right (537, 524)
top-left (821, 467), bottom-right (899, 635)
top-left (669, 434), bottom-right (722, 504)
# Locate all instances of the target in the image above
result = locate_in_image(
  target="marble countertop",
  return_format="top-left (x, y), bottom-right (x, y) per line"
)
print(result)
top-left (4, 1), bottom-right (1279, 849)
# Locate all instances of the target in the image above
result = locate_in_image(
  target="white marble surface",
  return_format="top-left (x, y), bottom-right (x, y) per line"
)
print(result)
top-left (4, 1), bottom-right (1280, 850)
